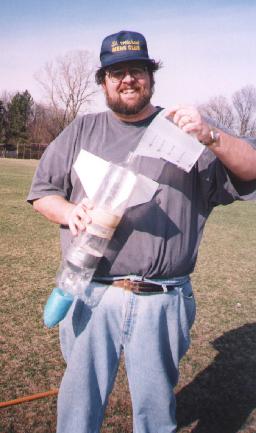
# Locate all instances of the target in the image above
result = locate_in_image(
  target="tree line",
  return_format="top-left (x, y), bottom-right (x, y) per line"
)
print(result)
top-left (0, 49), bottom-right (255, 159)
top-left (0, 90), bottom-right (53, 147)
top-left (199, 85), bottom-right (256, 137)
top-left (0, 50), bottom-right (98, 157)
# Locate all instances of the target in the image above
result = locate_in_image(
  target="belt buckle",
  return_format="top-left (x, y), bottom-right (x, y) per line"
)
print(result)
top-left (120, 279), bottom-right (141, 293)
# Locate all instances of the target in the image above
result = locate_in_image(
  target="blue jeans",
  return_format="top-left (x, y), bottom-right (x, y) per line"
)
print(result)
top-left (57, 278), bottom-right (196, 433)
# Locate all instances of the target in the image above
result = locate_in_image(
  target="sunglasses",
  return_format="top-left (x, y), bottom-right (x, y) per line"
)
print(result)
top-left (106, 66), bottom-right (148, 83)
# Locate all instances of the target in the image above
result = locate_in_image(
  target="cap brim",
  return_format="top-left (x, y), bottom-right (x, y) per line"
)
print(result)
top-left (101, 56), bottom-right (156, 68)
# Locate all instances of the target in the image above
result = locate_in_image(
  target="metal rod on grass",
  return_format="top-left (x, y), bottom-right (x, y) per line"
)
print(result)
top-left (0, 389), bottom-right (58, 408)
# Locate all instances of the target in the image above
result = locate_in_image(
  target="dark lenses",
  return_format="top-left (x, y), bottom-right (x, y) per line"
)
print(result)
top-left (108, 66), bottom-right (147, 83)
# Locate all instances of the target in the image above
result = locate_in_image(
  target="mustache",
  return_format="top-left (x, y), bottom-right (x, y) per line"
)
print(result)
top-left (118, 84), bottom-right (141, 92)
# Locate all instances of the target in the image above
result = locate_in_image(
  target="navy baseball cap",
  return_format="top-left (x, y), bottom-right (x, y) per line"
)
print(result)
top-left (100, 30), bottom-right (155, 68)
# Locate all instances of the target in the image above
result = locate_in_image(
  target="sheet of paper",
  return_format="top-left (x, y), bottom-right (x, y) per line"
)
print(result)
top-left (73, 150), bottom-right (111, 199)
top-left (134, 109), bottom-right (204, 172)
top-left (73, 150), bottom-right (158, 210)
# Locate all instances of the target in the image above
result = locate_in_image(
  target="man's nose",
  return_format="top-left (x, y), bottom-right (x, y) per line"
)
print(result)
top-left (122, 71), bottom-right (135, 83)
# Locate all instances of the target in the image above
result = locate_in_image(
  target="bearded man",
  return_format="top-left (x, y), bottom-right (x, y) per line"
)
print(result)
top-left (28, 30), bottom-right (256, 433)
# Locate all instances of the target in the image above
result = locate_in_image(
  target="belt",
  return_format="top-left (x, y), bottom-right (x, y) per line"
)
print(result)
top-left (94, 279), bottom-right (179, 294)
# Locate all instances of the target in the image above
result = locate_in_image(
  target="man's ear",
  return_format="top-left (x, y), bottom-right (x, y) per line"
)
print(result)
top-left (102, 83), bottom-right (106, 93)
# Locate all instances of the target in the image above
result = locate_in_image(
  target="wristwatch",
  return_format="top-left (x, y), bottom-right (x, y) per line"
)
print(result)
top-left (204, 129), bottom-right (221, 146)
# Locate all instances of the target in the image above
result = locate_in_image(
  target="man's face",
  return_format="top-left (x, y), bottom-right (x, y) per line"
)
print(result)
top-left (102, 61), bottom-right (153, 116)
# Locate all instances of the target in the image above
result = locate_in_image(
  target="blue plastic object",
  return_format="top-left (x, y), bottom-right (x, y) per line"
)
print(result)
top-left (44, 287), bottom-right (74, 328)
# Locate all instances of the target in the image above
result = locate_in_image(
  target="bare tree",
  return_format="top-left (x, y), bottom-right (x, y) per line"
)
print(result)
top-left (199, 85), bottom-right (256, 137)
top-left (232, 85), bottom-right (256, 136)
top-left (198, 95), bottom-right (235, 131)
top-left (29, 103), bottom-right (57, 143)
top-left (35, 50), bottom-right (98, 134)
top-left (0, 90), bottom-right (13, 107)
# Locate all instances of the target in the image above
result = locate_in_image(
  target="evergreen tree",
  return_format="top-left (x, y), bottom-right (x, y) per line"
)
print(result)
top-left (6, 90), bottom-right (34, 144)
top-left (0, 100), bottom-right (7, 143)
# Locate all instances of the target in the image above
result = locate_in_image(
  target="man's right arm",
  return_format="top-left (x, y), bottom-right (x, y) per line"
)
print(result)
top-left (33, 195), bottom-right (92, 236)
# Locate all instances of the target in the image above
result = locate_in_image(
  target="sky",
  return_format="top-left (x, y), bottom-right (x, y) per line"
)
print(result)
top-left (1, 0), bottom-right (256, 112)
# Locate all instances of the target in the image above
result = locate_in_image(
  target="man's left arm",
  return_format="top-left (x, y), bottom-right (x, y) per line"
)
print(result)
top-left (169, 105), bottom-right (256, 181)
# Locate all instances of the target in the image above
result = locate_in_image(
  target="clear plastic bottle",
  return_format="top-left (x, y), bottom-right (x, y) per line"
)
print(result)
top-left (44, 162), bottom-right (138, 327)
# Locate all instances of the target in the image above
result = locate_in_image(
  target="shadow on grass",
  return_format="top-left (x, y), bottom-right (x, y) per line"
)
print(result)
top-left (177, 323), bottom-right (256, 433)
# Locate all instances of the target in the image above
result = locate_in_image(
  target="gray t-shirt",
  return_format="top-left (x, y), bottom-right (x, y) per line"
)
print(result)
top-left (27, 109), bottom-right (256, 278)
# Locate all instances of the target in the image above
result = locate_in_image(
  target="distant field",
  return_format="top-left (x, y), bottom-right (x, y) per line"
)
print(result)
top-left (0, 158), bottom-right (256, 433)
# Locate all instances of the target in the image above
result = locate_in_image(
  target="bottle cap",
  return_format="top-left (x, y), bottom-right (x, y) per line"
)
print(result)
top-left (44, 287), bottom-right (74, 328)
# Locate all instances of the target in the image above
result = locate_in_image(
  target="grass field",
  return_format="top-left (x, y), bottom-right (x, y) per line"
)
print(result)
top-left (0, 158), bottom-right (256, 433)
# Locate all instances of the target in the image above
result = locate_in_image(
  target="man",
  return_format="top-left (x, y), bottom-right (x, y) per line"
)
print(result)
top-left (28, 30), bottom-right (256, 433)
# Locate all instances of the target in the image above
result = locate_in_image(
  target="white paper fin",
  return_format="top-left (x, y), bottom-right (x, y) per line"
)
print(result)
top-left (128, 173), bottom-right (158, 208)
top-left (73, 150), bottom-right (158, 208)
top-left (73, 150), bottom-right (111, 199)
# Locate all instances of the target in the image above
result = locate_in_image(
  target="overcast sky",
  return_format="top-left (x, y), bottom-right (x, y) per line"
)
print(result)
top-left (1, 0), bottom-right (255, 111)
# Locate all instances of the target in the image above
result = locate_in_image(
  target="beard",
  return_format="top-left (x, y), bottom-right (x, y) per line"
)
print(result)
top-left (105, 83), bottom-right (154, 116)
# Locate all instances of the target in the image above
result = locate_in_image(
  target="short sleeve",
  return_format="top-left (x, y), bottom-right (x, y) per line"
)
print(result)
top-left (197, 136), bottom-right (256, 209)
top-left (27, 117), bottom-right (82, 204)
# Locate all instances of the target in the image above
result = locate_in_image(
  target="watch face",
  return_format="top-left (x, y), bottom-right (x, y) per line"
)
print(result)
top-left (208, 130), bottom-right (220, 145)
top-left (213, 130), bottom-right (221, 143)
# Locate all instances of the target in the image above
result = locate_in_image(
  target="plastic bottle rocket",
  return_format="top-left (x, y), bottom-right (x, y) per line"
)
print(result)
top-left (43, 110), bottom-right (204, 328)
top-left (44, 162), bottom-right (138, 328)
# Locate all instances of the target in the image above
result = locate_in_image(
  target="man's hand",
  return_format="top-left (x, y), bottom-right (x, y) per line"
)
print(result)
top-left (66, 198), bottom-right (93, 236)
top-left (168, 105), bottom-right (212, 144)
top-left (33, 195), bottom-right (94, 236)
top-left (166, 105), bottom-right (256, 181)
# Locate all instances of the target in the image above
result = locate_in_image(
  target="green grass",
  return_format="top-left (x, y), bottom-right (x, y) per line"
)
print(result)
top-left (0, 158), bottom-right (256, 433)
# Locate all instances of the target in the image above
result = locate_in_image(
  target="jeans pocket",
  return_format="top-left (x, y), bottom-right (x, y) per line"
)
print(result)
top-left (180, 284), bottom-right (196, 329)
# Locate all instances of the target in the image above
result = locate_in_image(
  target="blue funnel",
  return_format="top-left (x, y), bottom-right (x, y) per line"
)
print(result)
top-left (44, 287), bottom-right (74, 328)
